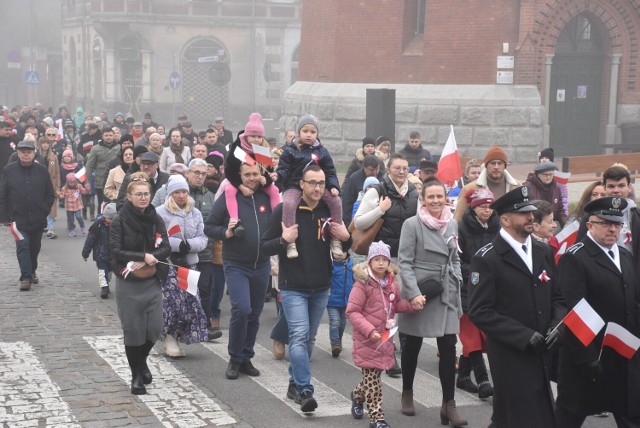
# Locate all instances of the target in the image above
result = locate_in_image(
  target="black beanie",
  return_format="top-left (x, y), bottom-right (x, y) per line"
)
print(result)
top-left (538, 147), bottom-right (554, 162)
top-left (133, 145), bottom-right (148, 159)
top-left (362, 137), bottom-right (376, 149)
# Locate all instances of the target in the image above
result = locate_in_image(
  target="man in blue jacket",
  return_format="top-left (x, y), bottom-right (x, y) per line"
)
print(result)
top-left (205, 162), bottom-right (273, 380)
top-left (261, 165), bottom-right (351, 413)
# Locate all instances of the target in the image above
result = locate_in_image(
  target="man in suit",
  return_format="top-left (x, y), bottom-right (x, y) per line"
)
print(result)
top-left (555, 197), bottom-right (640, 427)
top-left (469, 186), bottom-right (565, 428)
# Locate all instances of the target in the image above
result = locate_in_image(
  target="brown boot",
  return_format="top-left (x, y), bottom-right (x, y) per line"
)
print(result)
top-left (210, 318), bottom-right (220, 330)
top-left (401, 389), bottom-right (415, 416)
top-left (19, 280), bottom-right (31, 291)
top-left (440, 399), bottom-right (468, 427)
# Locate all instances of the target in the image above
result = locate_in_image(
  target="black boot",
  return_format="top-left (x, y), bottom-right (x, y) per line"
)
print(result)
top-left (233, 220), bottom-right (245, 237)
top-left (141, 341), bottom-right (154, 385)
top-left (470, 351), bottom-right (493, 398)
top-left (456, 355), bottom-right (478, 393)
top-left (125, 345), bottom-right (147, 395)
top-left (386, 344), bottom-right (402, 377)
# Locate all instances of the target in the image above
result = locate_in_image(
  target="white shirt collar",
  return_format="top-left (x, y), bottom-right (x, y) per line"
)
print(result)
top-left (500, 228), bottom-right (533, 273)
top-left (587, 231), bottom-right (621, 272)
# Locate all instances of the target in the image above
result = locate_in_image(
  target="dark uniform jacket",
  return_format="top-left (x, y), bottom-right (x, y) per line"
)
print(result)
top-left (556, 237), bottom-right (640, 417)
top-left (469, 234), bottom-right (565, 428)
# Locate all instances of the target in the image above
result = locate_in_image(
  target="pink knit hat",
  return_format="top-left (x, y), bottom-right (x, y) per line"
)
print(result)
top-left (243, 112), bottom-right (265, 137)
top-left (466, 188), bottom-right (495, 208)
top-left (66, 172), bottom-right (77, 182)
top-left (367, 241), bottom-right (391, 264)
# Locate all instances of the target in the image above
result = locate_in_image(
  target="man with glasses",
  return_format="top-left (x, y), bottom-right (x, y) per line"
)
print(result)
top-left (455, 146), bottom-right (521, 221)
top-left (523, 161), bottom-right (565, 228)
top-left (556, 196), bottom-right (640, 427)
top-left (116, 152), bottom-right (169, 210)
top-left (261, 165), bottom-right (351, 412)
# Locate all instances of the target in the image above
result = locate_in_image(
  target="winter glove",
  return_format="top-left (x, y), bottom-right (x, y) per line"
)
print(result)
top-left (528, 331), bottom-right (545, 354)
top-left (544, 328), bottom-right (562, 352)
top-left (179, 240), bottom-right (191, 255)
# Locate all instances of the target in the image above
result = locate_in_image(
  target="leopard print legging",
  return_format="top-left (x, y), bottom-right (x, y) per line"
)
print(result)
top-left (353, 368), bottom-right (384, 422)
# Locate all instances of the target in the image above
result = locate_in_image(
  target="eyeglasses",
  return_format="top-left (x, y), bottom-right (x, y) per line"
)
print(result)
top-left (130, 192), bottom-right (150, 199)
top-left (45, 133), bottom-right (57, 137)
top-left (589, 220), bottom-right (623, 229)
top-left (190, 170), bottom-right (207, 177)
top-left (131, 176), bottom-right (148, 182)
top-left (539, 172), bottom-right (555, 178)
top-left (302, 180), bottom-right (326, 188)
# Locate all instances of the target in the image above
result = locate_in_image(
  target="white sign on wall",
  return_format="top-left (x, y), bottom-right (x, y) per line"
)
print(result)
top-left (496, 71), bottom-right (514, 85)
top-left (497, 56), bottom-right (515, 69)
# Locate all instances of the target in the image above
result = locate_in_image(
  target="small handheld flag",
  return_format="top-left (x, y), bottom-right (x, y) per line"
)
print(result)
top-left (562, 298), bottom-right (605, 347)
top-left (75, 167), bottom-right (87, 182)
top-left (233, 146), bottom-right (255, 166)
top-left (9, 222), bottom-right (24, 241)
top-left (601, 322), bottom-right (640, 359)
top-left (167, 219), bottom-right (182, 238)
top-left (554, 220), bottom-right (580, 263)
top-left (375, 326), bottom-right (398, 351)
top-left (177, 267), bottom-right (200, 296)
top-left (553, 171), bottom-right (571, 185)
top-left (251, 143), bottom-right (273, 167)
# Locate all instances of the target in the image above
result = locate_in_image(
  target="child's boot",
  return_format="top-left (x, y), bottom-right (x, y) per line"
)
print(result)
top-left (286, 242), bottom-right (298, 259)
top-left (69, 229), bottom-right (77, 237)
top-left (81, 226), bottom-right (88, 235)
top-left (331, 237), bottom-right (345, 259)
top-left (98, 269), bottom-right (110, 299)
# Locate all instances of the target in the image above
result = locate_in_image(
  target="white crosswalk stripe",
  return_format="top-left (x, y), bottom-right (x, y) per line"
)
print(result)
top-left (202, 338), bottom-right (353, 418)
top-left (84, 336), bottom-right (236, 427)
top-left (315, 325), bottom-right (489, 409)
top-left (0, 341), bottom-right (80, 427)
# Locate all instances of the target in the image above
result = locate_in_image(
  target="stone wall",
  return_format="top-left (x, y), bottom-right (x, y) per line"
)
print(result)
top-left (281, 82), bottom-right (545, 163)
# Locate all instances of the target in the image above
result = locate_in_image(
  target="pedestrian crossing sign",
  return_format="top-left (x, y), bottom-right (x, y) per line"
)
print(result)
top-left (24, 70), bottom-right (40, 85)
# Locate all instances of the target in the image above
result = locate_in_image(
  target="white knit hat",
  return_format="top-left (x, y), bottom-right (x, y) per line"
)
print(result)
top-left (166, 175), bottom-right (189, 195)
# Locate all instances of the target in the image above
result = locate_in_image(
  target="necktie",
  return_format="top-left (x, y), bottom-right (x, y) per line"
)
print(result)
top-left (522, 245), bottom-right (527, 254)
top-left (608, 250), bottom-right (615, 260)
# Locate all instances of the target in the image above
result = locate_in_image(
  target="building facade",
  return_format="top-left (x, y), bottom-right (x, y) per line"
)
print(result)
top-left (61, 0), bottom-right (301, 128)
top-left (283, 0), bottom-right (640, 160)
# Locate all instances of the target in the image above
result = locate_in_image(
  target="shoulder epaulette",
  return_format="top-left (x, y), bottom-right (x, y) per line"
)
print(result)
top-left (475, 243), bottom-right (494, 257)
top-left (566, 242), bottom-right (584, 254)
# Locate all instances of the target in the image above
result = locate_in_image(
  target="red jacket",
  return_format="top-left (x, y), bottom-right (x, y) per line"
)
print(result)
top-left (60, 182), bottom-right (90, 211)
top-left (346, 262), bottom-right (415, 370)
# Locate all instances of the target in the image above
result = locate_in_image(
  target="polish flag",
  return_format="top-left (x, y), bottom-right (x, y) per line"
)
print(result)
top-left (155, 233), bottom-right (163, 248)
top-left (167, 219), bottom-right (182, 237)
top-left (57, 119), bottom-right (64, 141)
top-left (375, 326), bottom-right (398, 351)
top-left (563, 298), bottom-right (605, 347)
top-left (74, 167), bottom-right (87, 182)
top-left (176, 267), bottom-right (200, 296)
top-left (233, 146), bottom-right (255, 166)
top-left (602, 322), bottom-right (640, 359)
top-left (82, 141), bottom-right (93, 152)
top-left (554, 219), bottom-right (580, 263)
top-left (554, 171), bottom-right (571, 185)
top-left (252, 143), bottom-right (273, 167)
top-left (9, 222), bottom-right (24, 241)
top-left (436, 125), bottom-right (462, 187)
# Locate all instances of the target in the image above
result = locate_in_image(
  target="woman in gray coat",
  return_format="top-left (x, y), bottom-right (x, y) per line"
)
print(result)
top-left (397, 179), bottom-right (467, 427)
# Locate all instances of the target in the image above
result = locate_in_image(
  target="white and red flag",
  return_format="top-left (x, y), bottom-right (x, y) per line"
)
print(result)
top-left (563, 298), bottom-right (605, 347)
top-left (251, 143), bottom-right (273, 167)
top-left (167, 219), bottom-right (182, 237)
top-left (554, 170), bottom-right (571, 185)
top-left (436, 125), bottom-right (462, 187)
top-left (375, 326), bottom-right (398, 351)
top-left (82, 141), bottom-right (93, 152)
top-left (9, 222), bottom-right (24, 241)
top-left (176, 267), bottom-right (200, 296)
top-left (56, 119), bottom-right (64, 141)
top-left (602, 322), bottom-right (640, 359)
top-left (554, 219), bottom-right (580, 263)
top-left (74, 167), bottom-right (87, 182)
top-left (233, 146), bottom-right (255, 166)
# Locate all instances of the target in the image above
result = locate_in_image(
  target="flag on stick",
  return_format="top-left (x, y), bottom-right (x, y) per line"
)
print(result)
top-left (167, 219), bottom-right (182, 237)
top-left (9, 222), bottom-right (24, 241)
top-left (233, 146), bottom-right (255, 166)
top-left (74, 167), bottom-right (87, 182)
top-left (177, 267), bottom-right (200, 296)
top-left (436, 125), bottom-right (462, 187)
top-left (57, 119), bottom-right (64, 142)
top-left (251, 143), bottom-right (273, 167)
top-left (375, 326), bottom-right (398, 351)
top-left (563, 298), bottom-right (605, 347)
top-left (602, 322), bottom-right (640, 359)
top-left (82, 141), bottom-right (93, 152)
top-left (554, 219), bottom-right (580, 263)
top-left (554, 171), bottom-right (571, 185)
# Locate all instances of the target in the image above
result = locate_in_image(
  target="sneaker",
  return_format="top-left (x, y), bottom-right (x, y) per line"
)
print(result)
top-left (286, 242), bottom-right (298, 259)
top-left (69, 230), bottom-right (76, 237)
top-left (350, 392), bottom-right (364, 419)
top-left (456, 376), bottom-right (479, 394)
top-left (299, 390), bottom-right (318, 413)
top-left (239, 361), bottom-right (260, 377)
top-left (31, 274), bottom-right (39, 284)
top-left (225, 361), bottom-right (240, 380)
top-left (100, 286), bottom-right (110, 299)
top-left (477, 381), bottom-right (494, 399)
top-left (81, 227), bottom-right (88, 235)
top-left (272, 340), bottom-right (285, 360)
top-left (233, 221), bottom-right (245, 237)
top-left (19, 280), bottom-right (32, 291)
top-left (207, 328), bottom-right (222, 341)
top-left (46, 230), bottom-right (57, 239)
top-left (286, 383), bottom-right (298, 401)
top-left (331, 344), bottom-right (342, 358)
top-left (330, 237), bottom-right (345, 259)
top-left (369, 420), bottom-right (390, 428)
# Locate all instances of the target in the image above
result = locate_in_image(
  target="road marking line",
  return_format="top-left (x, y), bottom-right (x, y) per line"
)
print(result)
top-left (0, 341), bottom-right (80, 426)
top-left (315, 325), bottom-right (489, 408)
top-left (202, 338), bottom-right (352, 418)
top-left (85, 335), bottom-right (236, 427)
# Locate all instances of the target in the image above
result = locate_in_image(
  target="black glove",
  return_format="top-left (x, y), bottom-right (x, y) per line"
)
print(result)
top-left (528, 331), bottom-right (545, 354)
top-left (582, 360), bottom-right (601, 383)
top-left (545, 328), bottom-right (562, 352)
top-left (179, 240), bottom-right (191, 255)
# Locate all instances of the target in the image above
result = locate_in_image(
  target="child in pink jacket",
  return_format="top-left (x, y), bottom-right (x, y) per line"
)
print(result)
top-left (346, 241), bottom-right (425, 428)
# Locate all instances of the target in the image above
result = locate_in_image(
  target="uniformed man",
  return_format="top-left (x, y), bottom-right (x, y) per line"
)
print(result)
top-left (468, 186), bottom-right (565, 428)
top-left (555, 196), bottom-right (640, 427)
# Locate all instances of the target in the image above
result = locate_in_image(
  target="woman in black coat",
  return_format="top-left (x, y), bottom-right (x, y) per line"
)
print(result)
top-left (110, 172), bottom-right (171, 395)
top-left (457, 188), bottom-right (499, 398)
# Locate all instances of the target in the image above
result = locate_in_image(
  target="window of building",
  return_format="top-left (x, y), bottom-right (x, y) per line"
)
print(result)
top-left (416, 0), bottom-right (426, 35)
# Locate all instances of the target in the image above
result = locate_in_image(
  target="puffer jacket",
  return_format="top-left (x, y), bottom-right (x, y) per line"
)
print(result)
top-left (156, 201), bottom-right (208, 266)
top-left (82, 216), bottom-right (111, 262)
top-left (327, 257), bottom-right (353, 308)
top-left (276, 138), bottom-right (340, 192)
top-left (346, 262), bottom-right (415, 370)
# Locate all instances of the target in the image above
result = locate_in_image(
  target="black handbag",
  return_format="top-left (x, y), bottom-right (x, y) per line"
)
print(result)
top-left (417, 277), bottom-right (444, 301)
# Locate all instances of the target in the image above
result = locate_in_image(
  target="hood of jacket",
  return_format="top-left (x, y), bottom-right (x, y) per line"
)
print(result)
top-left (353, 261), bottom-right (399, 284)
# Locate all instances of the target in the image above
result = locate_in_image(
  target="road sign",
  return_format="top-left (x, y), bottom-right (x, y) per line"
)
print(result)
top-left (24, 70), bottom-right (40, 85)
top-left (7, 50), bottom-right (21, 69)
top-left (197, 56), bottom-right (218, 63)
top-left (169, 71), bottom-right (181, 90)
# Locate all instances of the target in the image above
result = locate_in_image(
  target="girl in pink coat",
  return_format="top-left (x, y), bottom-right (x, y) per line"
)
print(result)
top-left (346, 241), bottom-right (425, 428)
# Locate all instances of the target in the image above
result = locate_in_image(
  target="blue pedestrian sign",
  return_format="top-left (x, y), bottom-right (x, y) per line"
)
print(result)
top-left (24, 70), bottom-right (40, 85)
top-left (169, 71), bottom-right (181, 90)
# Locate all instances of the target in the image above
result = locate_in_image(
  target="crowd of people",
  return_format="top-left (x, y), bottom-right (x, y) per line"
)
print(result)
top-left (0, 102), bottom-right (639, 428)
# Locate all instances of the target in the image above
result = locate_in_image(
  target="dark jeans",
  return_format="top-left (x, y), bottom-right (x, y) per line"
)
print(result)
top-left (66, 210), bottom-right (85, 231)
top-left (270, 292), bottom-right (289, 344)
top-left (209, 264), bottom-right (226, 320)
top-left (96, 188), bottom-right (106, 213)
top-left (15, 227), bottom-right (43, 281)
top-left (197, 263), bottom-right (214, 320)
top-left (223, 260), bottom-right (270, 363)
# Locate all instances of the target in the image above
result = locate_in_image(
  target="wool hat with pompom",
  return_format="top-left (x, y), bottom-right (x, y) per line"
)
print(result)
top-left (466, 188), bottom-right (495, 208)
top-left (244, 112), bottom-right (265, 137)
top-left (367, 241), bottom-right (391, 264)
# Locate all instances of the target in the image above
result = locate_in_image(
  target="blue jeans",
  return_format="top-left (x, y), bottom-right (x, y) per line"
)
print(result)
top-left (46, 215), bottom-right (55, 231)
top-left (327, 306), bottom-right (346, 346)
top-left (270, 292), bottom-right (289, 344)
top-left (66, 210), bottom-right (85, 231)
top-left (281, 288), bottom-right (330, 394)
top-left (209, 264), bottom-right (226, 320)
top-left (223, 260), bottom-right (270, 363)
top-left (15, 227), bottom-right (43, 281)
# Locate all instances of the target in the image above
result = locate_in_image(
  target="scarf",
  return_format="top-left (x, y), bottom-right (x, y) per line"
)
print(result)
top-left (61, 161), bottom-right (78, 171)
top-left (418, 204), bottom-right (452, 235)
top-left (170, 142), bottom-right (185, 164)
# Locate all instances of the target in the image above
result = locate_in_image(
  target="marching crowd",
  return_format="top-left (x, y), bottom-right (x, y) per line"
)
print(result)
top-left (0, 103), bottom-right (639, 428)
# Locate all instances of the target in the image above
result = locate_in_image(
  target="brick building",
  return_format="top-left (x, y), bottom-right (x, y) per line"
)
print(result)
top-left (282, 0), bottom-right (640, 160)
